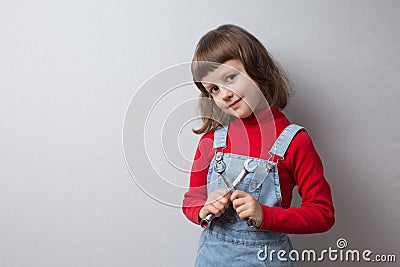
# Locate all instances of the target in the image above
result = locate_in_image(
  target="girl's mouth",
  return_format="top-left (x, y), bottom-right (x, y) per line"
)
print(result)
top-left (228, 98), bottom-right (242, 109)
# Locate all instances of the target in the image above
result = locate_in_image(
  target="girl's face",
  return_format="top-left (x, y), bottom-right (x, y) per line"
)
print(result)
top-left (201, 59), bottom-right (267, 119)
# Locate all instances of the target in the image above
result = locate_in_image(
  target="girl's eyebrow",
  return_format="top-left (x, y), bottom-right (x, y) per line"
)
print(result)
top-left (219, 68), bottom-right (239, 79)
top-left (202, 67), bottom-right (240, 90)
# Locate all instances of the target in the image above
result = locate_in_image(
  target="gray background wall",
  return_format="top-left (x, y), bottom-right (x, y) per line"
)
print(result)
top-left (1, 0), bottom-right (399, 266)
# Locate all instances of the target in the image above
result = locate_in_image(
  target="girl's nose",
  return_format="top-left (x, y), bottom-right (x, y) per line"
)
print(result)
top-left (220, 87), bottom-right (234, 100)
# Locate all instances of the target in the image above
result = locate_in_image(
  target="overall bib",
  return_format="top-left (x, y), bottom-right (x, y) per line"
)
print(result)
top-left (195, 124), bottom-right (304, 267)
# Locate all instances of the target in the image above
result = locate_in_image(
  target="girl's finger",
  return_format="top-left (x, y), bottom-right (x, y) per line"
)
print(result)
top-left (223, 198), bottom-right (230, 209)
top-left (230, 190), bottom-right (248, 201)
top-left (217, 195), bottom-right (229, 206)
top-left (235, 201), bottom-right (252, 215)
top-left (236, 208), bottom-right (251, 221)
top-left (232, 197), bottom-right (246, 210)
top-left (205, 205), bottom-right (219, 216)
top-left (211, 201), bottom-right (225, 212)
top-left (216, 188), bottom-right (231, 198)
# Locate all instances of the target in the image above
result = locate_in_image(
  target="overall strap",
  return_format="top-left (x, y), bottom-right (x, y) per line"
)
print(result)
top-left (249, 124), bottom-right (306, 193)
top-left (213, 125), bottom-right (229, 150)
top-left (269, 124), bottom-right (306, 158)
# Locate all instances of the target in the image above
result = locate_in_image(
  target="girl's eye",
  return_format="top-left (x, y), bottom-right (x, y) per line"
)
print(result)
top-left (209, 86), bottom-right (219, 94)
top-left (225, 74), bottom-right (237, 82)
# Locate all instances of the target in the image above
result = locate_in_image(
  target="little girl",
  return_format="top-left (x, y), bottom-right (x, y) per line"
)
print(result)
top-left (182, 24), bottom-right (335, 266)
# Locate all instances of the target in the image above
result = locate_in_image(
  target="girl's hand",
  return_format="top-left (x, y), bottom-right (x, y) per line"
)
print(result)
top-left (231, 190), bottom-right (263, 228)
top-left (199, 189), bottom-right (231, 220)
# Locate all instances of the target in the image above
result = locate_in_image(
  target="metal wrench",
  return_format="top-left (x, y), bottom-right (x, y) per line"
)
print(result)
top-left (231, 159), bottom-right (258, 227)
top-left (233, 159), bottom-right (258, 189)
top-left (199, 160), bottom-right (227, 228)
top-left (200, 159), bottom-right (258, 228)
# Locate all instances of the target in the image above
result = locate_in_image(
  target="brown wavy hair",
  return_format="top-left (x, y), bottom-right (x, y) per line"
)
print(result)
top-left (191, 24), bottom-right (293, 134)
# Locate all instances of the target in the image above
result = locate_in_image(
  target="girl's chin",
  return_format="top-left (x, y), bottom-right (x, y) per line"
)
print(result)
top-left (238, 113), bottom-right (253, 119)
top-left (232, 110), bottom-right (253, 119)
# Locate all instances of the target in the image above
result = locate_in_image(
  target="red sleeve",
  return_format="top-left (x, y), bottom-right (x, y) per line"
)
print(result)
top-left (182, 133), bottom-right (214, 225)
top-left (258, 131), bottom-right (335, 234)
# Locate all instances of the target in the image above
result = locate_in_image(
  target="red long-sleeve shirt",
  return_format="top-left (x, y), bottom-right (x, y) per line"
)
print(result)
top-left (182, 107), bottom-right (335, 234)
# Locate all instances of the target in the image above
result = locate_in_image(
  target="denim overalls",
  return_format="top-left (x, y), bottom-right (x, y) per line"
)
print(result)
top-left (195, 124), bottom-right (304, 267)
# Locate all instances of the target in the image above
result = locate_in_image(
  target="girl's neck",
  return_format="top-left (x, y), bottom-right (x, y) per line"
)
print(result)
top-left (236, 107), bottom-right (279, 125)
